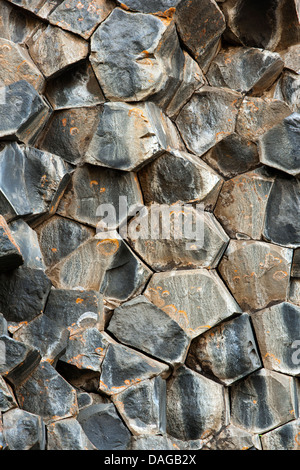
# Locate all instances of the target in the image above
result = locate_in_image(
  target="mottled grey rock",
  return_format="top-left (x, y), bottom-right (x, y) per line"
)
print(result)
top-left (99, 342), bottom-right (169, 396)
top-left (203, 425), bottom-right (255, 451)
top-left (186, 314), bottom-right (261, 385)
top-left (46, 233), bottom-right (151, 300)
top-left (289, 279), bottom-right (300, 306)
top-left (0, 38), bottom-right (45, 92)
top-left (207, 47), bottom-right (284, 96)
top-left (236, 97), bottom-right (291, 142)
top-left (138, 150), bottom-right (223, 209)
top-left (0, 376), bottom-right (17, 412)
top-left (0, 335), bottom-right (41, 388)
top-left (0, 315), bottom-right (7, 337)
top-left (128, 205), bottom-right (229, 272)
top-left (47, 418), bottom-right (96, 450)
top-left (4, 0), bottom-right (53, 15)
top-left (214, 168), bottom-right (275, 240)
top-left (279, 45), bottom-right (300, 74)
top-left (165, 51), bottom-right (205, 119)
top-left (274, 70), bottom-right (300, 113)
top-left (218, 240), bottom-right (293, 312)
top-left (35, 215), bottom-right (94, 269)
top-left (0, 1), bottom-right (41, 44)
top-left (0, 267), bottom-right (52, 323)
top-left (0, 414), bottom-right (7, 450)
top-left (0, 215), bottom-right (23, 272)
top-left (77, 403), bottom-right (132, 450)
top-left (292, 249), bottom-right (300, 277)
top-left (112, 377), bottom-right (166, 436)
top-left (116, 0), bottom-right (180, 13)
top-left (231, 369), bottom-right (298, 434)
top-left (48, 0), bottom-right (115, 39)
top-left (3, 408), bottom-right (45, 450)
top-left (15, 361), bottom-right (78, 424)
top-left (38, 106), bottom-right (101, 165)
top-left (144, 269), bottom-right (241, 338)
top-left (90, 8), bottom-right (184, 103)
top-left (61, 327), bottom-right (109, 371)
top-left (57, 164), bottom-right (143, 228)
top-left (176, 86), bottom-right (242, 156)
top-left (202, 133), bottom-right (260, 180)
top-left (220, 0), bottom-right (300, 51)
top-left (252, 302), bottom-right (300, 376)
top-left (45, 61), bottom-right (105, 110)
top-left (44, 288), bottom-right (104, 334)
top-left (0, 143), bottom-right (72, 225)
top-left (107, 295), bottom-right (190, 366)
top-left (26, 24), bottom-right (89, 79)
top-left (261, 419), bottom-right (300, 450)
top-left (84, 101), bottom-right (182, 171)
top-left (166, 366), bottom-right (228, 441)
top-left (131, 435), bottom-right (175, 450)
top-left (263, 175), bottom-right (300, 248)
top-left (13, 314), bottom-right (69, 365)
top-left (9, 219), bottom-right (44, 270)
top-left (258, 113), bottom-right (300, 176)
top-left (0, 81), bottom-right (50, 144)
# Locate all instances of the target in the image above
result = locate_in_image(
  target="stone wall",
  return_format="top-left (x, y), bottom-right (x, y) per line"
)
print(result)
top-left (0, 0), bottom-right (299, 451)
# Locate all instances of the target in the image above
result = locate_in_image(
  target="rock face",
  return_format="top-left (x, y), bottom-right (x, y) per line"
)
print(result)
top-left (1, 0), bottom-right (300, 452)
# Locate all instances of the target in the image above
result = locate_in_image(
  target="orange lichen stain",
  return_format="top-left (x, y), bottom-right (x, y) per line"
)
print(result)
top-left (265, 352), bottom-right (281, 364)
top-left (100, 187), bottom-right (106, 193)
top-left (96, 238), bottom-right (120, 256)
top-left (120, 3), bottom-right (130, 10)
top-left (76, 298), bottom-right (84, 304)
top-left (290, 409), bottom-right (295, 415)
top-left (242, 446), bottom-right (249, 450)
top-left (154, 7), bottom-right (176, 20)
top-left (295, 432), bottom-right (300, 445)
top-left (77, 1), bottom-right (84, 9)
top-left (90, 180), bottom-right (98, 186)
top-left (173, 443), bottom-right (180, 450)
top-left (95, 347), bottom-right (103, 354)
top-left (70, 126), bottom-right (79, 135)
top-left (253, 400), bottom-right (257, 404)
top-left (61, 118), bottom-right (67, 127)
top-left (51, 248), bottom-right (57, 252)
top-left (273, 270), bottom-right (288, 281)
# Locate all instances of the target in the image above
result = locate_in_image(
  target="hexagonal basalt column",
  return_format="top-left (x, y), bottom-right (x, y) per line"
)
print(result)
top-left (258, 113), bottom-right (300, 176)
top-left (46, 418), bottom-right (96, 450)
top-left (218, 240), bottom-right (293, 312)
top-left (260, 419), bottom-right (300, 450)
top-left (166, 366), bottom-right (228, 441)
top-left (0, 216), bottom-right (23, 273)
top-left (144, 269), bottom-right (241, 338)
top-left (176, 86), bottom-right (242, 157)
top-left (90, 8), bottom-right (185, 103)
top-left (230, 369), bottom-right (299, 434)
top-left (127, 205), bottom-right (229, 272)
top-left (3, 408), bottom-right (45, 450)
top-left (252, 302), bottom-right (300, 376)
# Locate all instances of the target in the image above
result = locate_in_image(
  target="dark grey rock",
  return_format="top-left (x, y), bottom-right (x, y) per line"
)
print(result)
top-left (261, 419), bottom-right (300, 450)
top-left (263, 175), bottom-right (300, 248)
top-left (115, 0), bottom-right (180, 13)
top-left (99, 342), bottom-right (169, 396)
top-left (57, 164), bottom-right (143, 228)
top-left (127, 205), bottom-right (229, 272)
top-left (259, 113), bottom-right (300, 176)
top-left (274, 70), bottom-right (300, 113)
top-left (0, 215), bottom-right (23, 272)
top-left (0, 414), bottom-right (8, 450)
top-left (77, 391), bottom-right (94, 411)
top-left (26, 24), bottom-right (89, 79)
top-left (289, 279), bottom-right (300, 306)
top-left (166, 365), bottom-right (228, 441)
top-left (138, 150), bottom-right (223, 209)
top-left (13, 314), bottom-right (70, 365)
top-left (48, 0), bottom-right (115, 39)
top-left (47, 418), bottom-right (96, 450)
top-left (108, 296), bottom-right (190, 366)
top-left (218, 240), bottom-right (293, 312)
top-left (176, 86), bottom-right (242, 156)
top-left (144, 269), bottom-right (241, 339)
top-left (231, 369), bottom-right (298, 434)
top-left (8, 219), bottom-right (45, 270)
top-left (252, 302), bottom-right (300, 376)
top-left (292, 249), bottom-right (300, 277)
top-left (35, 215), bottom-right (94, 270)
top-left (279, 44), bottom-right (300, 74)
top-left (3, 408), bottom-right (45, 450)
top-left (0, 81), bottom-right (50, 145)
top-left (45, 61), bottom-right (105, 110)
top-left (0, 1), bottom-right (41, 44)
top-left (0, 376), bottom-right (18, 412)
top-left (15, 361), bottom-right (78, 424)
top-left (214, 168), bottom-right (275, 240)
top-left (0, 335), bottom-right (41, 388)
top-left (186, 314), bottom-right (261, 385)
top-left (44, 288), bottom-right (104, 334)
top-left (90, 8), bottom-right (184, 103)
top-left (112, 377), bottom-right (166, 436)
top-left (0, 143), bottom-right (72, 225)
top-left (0, 267), bottom-right (52, 323)
top-left (202, 133), bottom-right (260, 180)
top-left (207, 47), bottom-right (284, 96)
top-left (0, 315), bottom-right (8, 337)
top-left (203, 425), bottom-right (255, 451)
top-left (131, 435), bottom-right (175, 450)
top-left (77, 403), bottom-right (132, 450)
top-left (84, 101), bottom-right (182, 171)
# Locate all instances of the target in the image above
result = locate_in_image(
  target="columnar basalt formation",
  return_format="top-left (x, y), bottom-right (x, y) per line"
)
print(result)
top-left (0, 0), bottom-right (299, 452)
